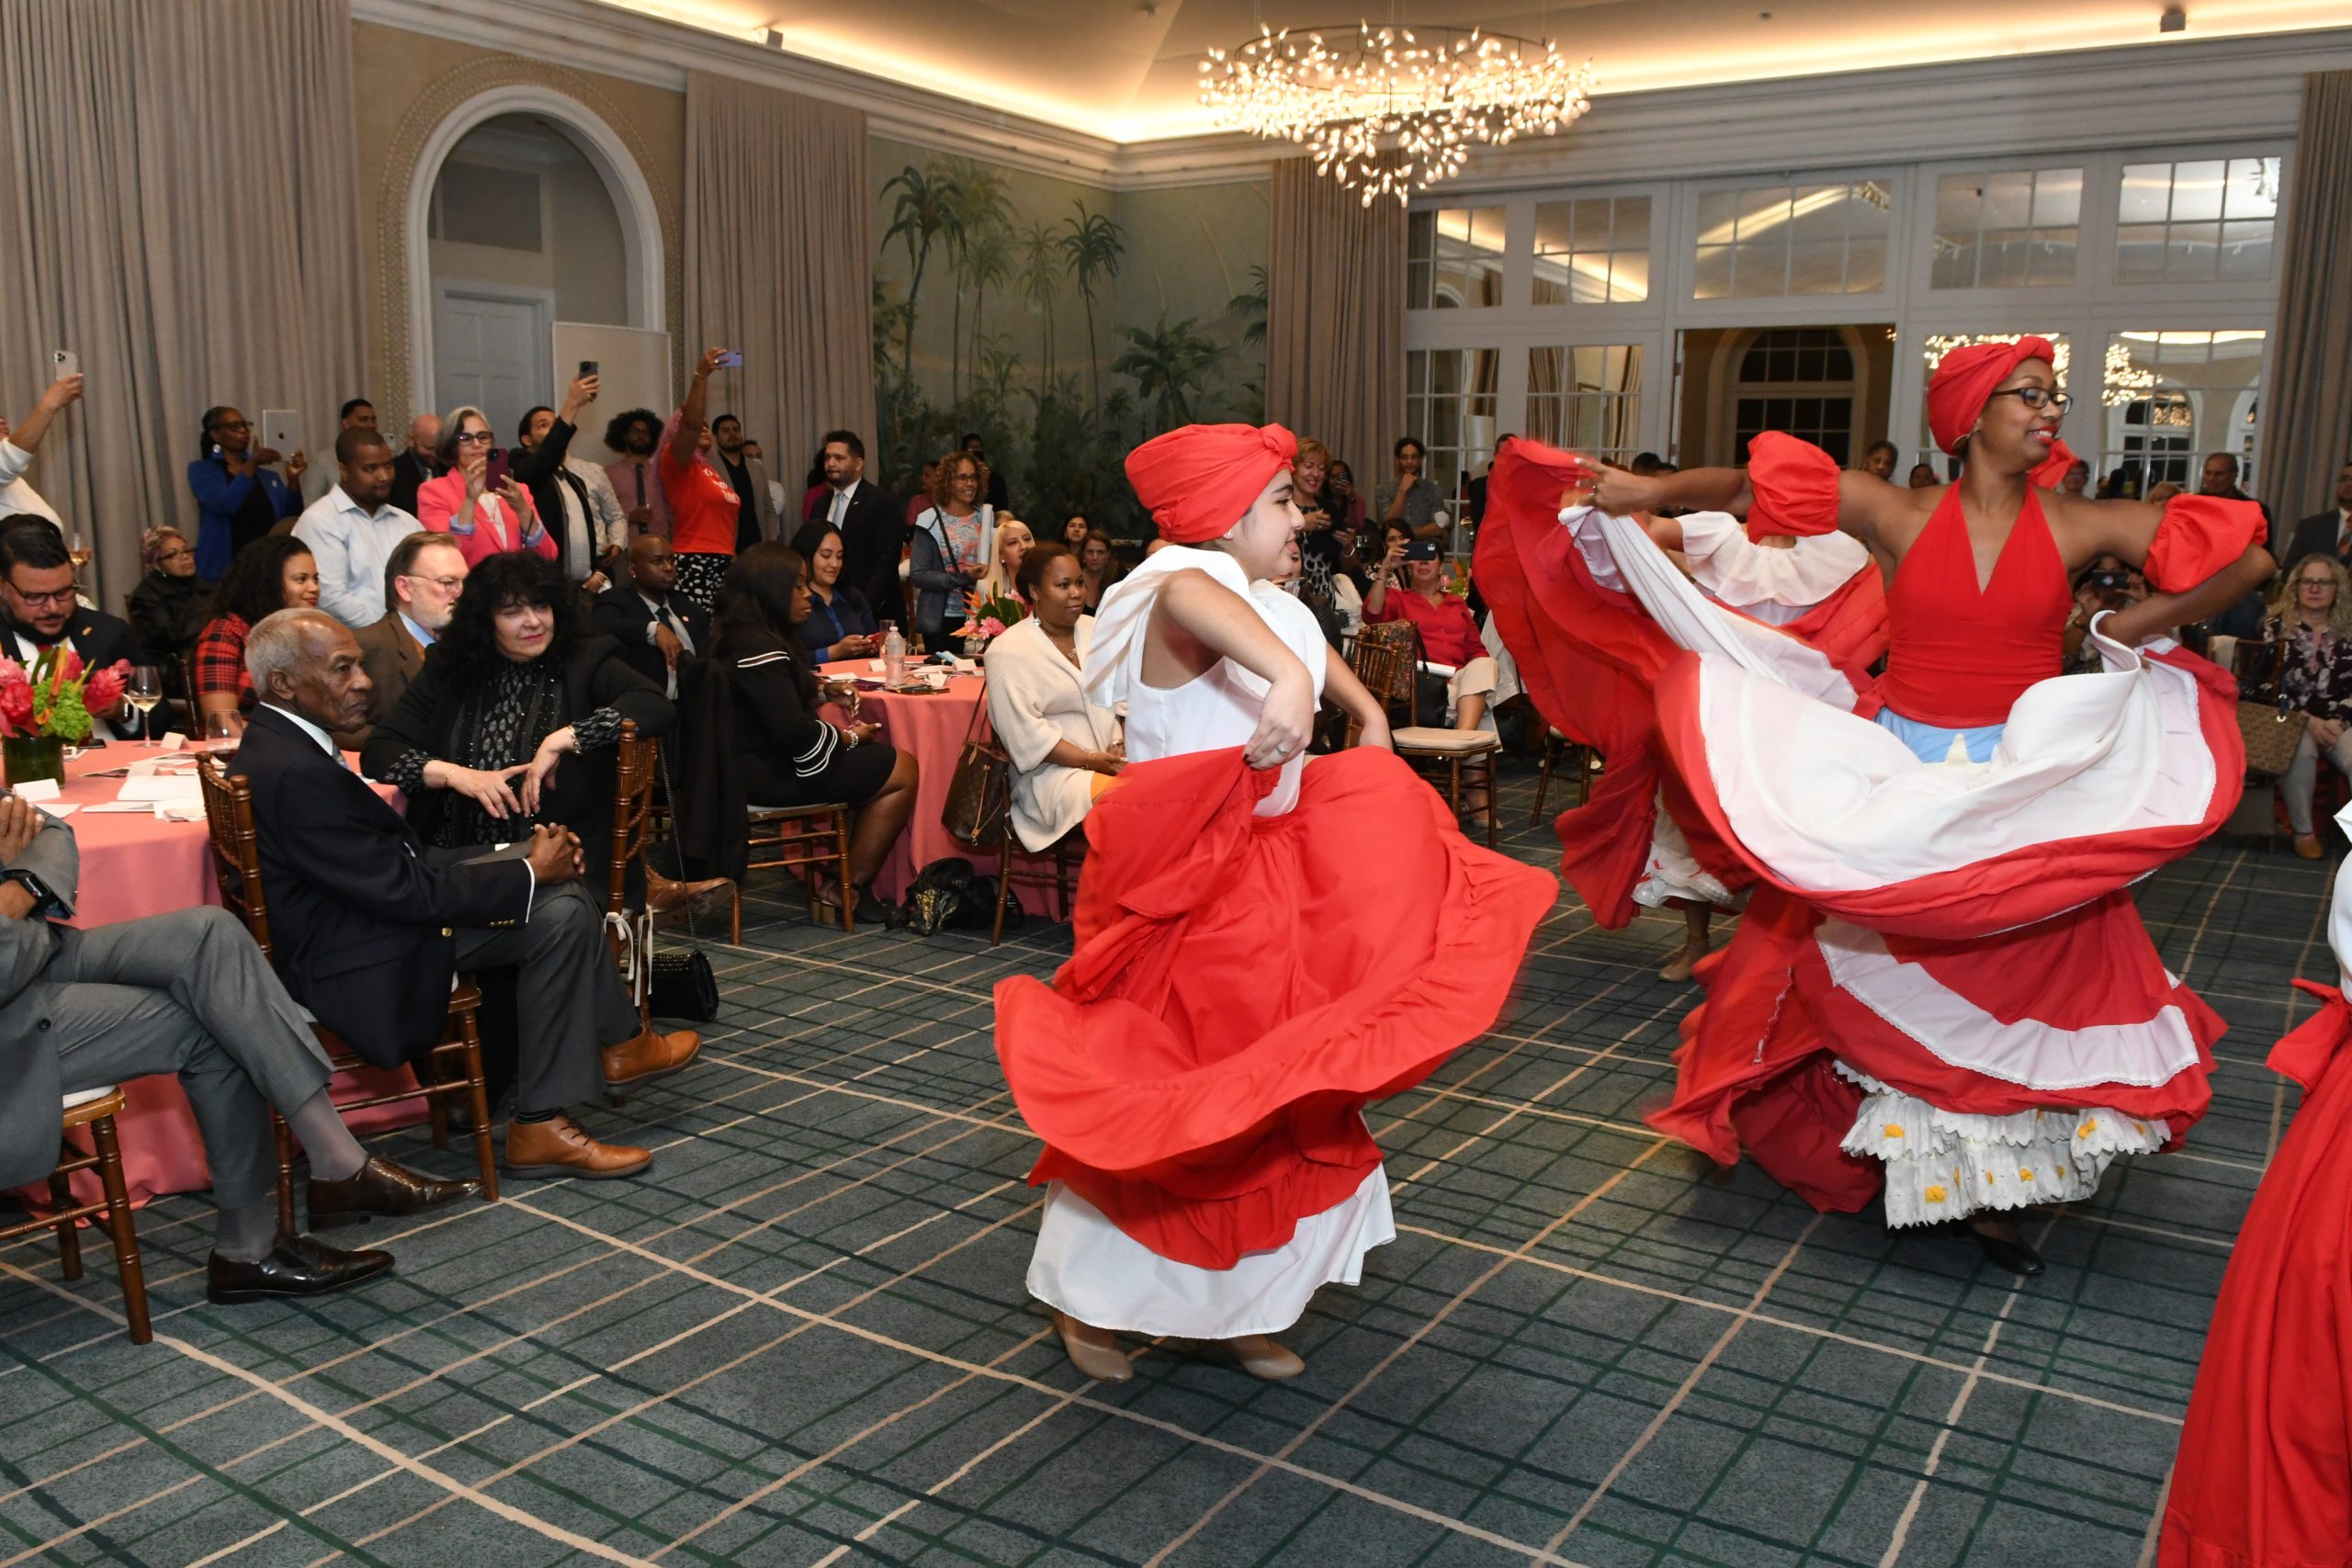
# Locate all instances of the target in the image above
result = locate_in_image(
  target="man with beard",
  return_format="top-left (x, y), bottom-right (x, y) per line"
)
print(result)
top-left (603, 408), bottom-right (671, 539)
top-left (0, 523), bottom-right (142, 736)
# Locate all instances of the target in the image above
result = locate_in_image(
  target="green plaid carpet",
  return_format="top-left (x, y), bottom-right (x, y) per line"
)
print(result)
top-left (0, 759), bottom-right (2324, 1567)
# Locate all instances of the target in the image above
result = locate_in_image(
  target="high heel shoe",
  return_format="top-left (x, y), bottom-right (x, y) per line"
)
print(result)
top-left (1049, 1310), bottom-right (1134, 1382)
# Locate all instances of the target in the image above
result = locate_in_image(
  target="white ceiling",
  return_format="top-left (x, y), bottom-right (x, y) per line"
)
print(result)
top-left (594, 0), bottom-right (2351, 141)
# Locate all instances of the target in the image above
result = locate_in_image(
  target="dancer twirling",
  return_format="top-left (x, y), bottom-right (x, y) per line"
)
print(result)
top-left (1581, 338), bottom-right (2270, 1274)
top-left (995, 423), bottom-right (1555, 1381)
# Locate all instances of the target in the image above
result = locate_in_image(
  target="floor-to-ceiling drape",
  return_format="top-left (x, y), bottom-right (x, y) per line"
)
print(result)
top-left (0, 0), bottom-right (368, 612)
top-left (2259, 70), bottom-right (2352, 539)
top-left (683, 72), bottom-right (874, 495)
top-left (1265, 158), bottom-right (1406, 487)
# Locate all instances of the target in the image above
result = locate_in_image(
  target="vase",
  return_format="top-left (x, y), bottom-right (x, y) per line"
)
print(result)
top-left (960, 635), bottom-right (989, 659)
top-left (3, 735), bottom-right (64, 789)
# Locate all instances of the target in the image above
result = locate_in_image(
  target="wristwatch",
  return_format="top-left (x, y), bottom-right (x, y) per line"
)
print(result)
top-left (5, 868), bottom-right (54, 910)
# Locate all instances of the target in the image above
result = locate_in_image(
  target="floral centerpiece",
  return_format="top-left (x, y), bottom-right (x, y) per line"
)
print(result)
top-left (0, 646), bottom-right (129, 785)
top-left (955, 589), bottom-right (1027, 654)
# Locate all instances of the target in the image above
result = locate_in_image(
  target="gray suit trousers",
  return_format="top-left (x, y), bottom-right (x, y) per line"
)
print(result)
top-left (45, 906), bottom-right (333, 1209)
top-left (452, 880), bottom-right (642, 1115)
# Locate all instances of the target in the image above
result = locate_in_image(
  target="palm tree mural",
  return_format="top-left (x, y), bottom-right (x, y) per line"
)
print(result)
top-left (1230, 264), bottom-right (1269, 347)
top-left (881, 163), bottom-right (961, 382)
top-left (1017, 221), bottom-right (1060, 386)
top-left (1058, 202), bottom-right (1125, 412)
top-left (1114, 315), bottom-right (1220, 427)
top-left (963, 222), bottom-right (1014, 402)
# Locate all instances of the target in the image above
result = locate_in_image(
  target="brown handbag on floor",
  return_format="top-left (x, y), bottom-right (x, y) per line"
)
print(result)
top-left (942, 679), bottom-right (1012, 847)
top-left (2238, 702), bottom-right (2310, 776)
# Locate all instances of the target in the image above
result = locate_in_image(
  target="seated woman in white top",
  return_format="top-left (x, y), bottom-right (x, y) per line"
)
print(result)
top-left (983, 543), bottom-right (1123, 851)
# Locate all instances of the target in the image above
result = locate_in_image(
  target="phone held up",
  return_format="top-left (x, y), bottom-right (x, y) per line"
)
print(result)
top-left (51, 349), bottom-right (78, 379)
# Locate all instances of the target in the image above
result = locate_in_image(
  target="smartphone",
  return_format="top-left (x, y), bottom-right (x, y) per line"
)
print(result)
top-left (51, 349), bottom-right (78, 379)
top-left (260, 408), bottom-right (300, 460)
top-left (579, 359), bottom-right (598, 377)
top-left (715, 350), bottom-right (743, 369)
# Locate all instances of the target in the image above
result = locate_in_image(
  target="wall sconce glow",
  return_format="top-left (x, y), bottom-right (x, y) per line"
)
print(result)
top-left (1200, 22), bottom-right (1597, 205)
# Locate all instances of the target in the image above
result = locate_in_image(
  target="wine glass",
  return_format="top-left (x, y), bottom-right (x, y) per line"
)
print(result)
top-left (68, 530), bottom-right (91, 575)
top-left (203, 712), bottom-right (240, 756)
top-left (126, 666), bottom-right (162, 739)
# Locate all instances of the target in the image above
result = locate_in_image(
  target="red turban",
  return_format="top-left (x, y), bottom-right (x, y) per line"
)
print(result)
top-left (1926, 336), bottom-right (2058, 456)
top-left (1745, 433), bottom-right (1841, 538)
top-left (1125, 423), bottom-right (1299, 544)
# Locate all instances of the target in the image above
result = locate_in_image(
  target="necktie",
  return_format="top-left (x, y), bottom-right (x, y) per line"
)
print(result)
top-left (831, 487), bottom-right (848, 527)
top-left (634, 463), bottom-right (647, 508)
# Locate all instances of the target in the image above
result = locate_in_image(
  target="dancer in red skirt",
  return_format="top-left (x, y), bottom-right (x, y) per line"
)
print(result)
top-left (994, 423), bottom-right (1555, 1381)
top-left (2164, 817), bottom-right (2352, 1564)
top-left (1569, 338), bottom-right (2270, 1274)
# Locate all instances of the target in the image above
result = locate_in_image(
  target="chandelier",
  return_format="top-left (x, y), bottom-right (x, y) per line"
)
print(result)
top-left (1199, 23), bottom-right (1597, 205)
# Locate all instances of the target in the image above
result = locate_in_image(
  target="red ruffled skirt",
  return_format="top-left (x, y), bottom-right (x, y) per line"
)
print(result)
top-left (2164, 982), bottom-right (2352, 1567)
top-left (994, 745), bottom-right (1557, 1270)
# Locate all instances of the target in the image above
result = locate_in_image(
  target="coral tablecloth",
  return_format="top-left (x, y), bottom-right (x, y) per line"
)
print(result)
top-left (25, 743), bottom-right (423, 1211)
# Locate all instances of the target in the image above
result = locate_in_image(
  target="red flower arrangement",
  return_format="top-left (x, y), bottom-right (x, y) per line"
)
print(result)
top-left (0, 646), bottom-right (129, 742)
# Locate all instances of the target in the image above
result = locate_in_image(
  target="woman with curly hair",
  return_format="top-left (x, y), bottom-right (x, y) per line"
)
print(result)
top-left (362, 550), bottom-right (672, 863)
top-left (2265, 553), bottom-right (2352, 857)
top-left (193, 535), bottom-right (319, 730)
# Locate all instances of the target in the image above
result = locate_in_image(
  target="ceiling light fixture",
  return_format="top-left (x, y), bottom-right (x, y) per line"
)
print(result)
top-left (1199, 23), bottom-right (1597, 205)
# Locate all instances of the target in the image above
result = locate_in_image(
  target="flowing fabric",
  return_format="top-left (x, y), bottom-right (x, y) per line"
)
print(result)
top-left (994, 745), bottom-right (1555, 1270)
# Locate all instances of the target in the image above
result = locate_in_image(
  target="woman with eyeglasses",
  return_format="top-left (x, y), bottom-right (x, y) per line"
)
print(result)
top-left (2262, 556), bottom-right (2352, 859)
top-left (1557, 337), bottom-right (2275, 1280)
top-left (187, 406), bottom-right (306, 580)
top-left (126, 525), bottom-right (212, 686)
top-left (417, 406), bottom-right (552, 568)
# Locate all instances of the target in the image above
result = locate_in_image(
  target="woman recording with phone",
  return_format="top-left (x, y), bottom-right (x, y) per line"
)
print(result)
top-left (1363, 529), bottom-right (1501, 736)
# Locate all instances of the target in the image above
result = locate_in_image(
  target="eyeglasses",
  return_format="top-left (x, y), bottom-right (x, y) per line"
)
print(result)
top-left (2300, 576), bottom-right (2335, 588)
top-left (453, 430), bottom-right (496, 446)
top-left (402, 572), bottom-right (465, 592)
top-left (1987, 387), bottom-right (2073, 415)
top-left (157, 546), bottom-right (194, 561)
top-left (9, 586), bottom-right (76, 608)
top-left (209, 419), bottom-right (251, 434)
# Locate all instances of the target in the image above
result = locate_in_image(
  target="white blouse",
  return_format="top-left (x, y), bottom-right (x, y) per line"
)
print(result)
top-left (983, 615), bottom-right (1119, 852)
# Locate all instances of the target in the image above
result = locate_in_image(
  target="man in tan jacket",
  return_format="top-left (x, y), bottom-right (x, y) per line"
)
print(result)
top-left (331, 532), bottom-right (464, 749)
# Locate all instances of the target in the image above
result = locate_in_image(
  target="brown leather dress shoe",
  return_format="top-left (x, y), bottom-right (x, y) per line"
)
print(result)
top-left (307, 1156), bottom-right (481, 1228)
top-left (208, 1234), bottom-right (393, 1303)
top-left (503, 1113), bottom-right (651, 1179)
top-left (646, 871), bottom-right (734, 916)
top-left (602, 1026), bottom-right (702, 1088)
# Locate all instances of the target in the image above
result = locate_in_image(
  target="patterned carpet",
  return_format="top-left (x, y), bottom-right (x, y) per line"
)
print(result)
top-left (0, 759), bottom-right (2331, 1568)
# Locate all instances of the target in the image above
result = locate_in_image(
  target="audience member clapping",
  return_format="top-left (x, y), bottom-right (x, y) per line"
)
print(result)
top-left (788, 521), bottom-right (879, 662)
top-left (2265, 556), bottom-right (2352, 859)
top-left (188, 405), bottom-right (305, 579)
top-left (126, 525), bottom-right (210, 682)
top-left (195, 536), bottom-right (319, 732)
top-left (709, 543), bottom-right (918, 922)
top-left (910, 452), bottom-right (993, 646)
top-left (418, 407), bottom-right (549, 567)
top-left (985, 543), bottom-right (1122, 852)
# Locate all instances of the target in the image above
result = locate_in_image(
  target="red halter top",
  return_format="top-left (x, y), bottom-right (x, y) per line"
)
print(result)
top-left (1876, 484), bottom-right (2071, 729)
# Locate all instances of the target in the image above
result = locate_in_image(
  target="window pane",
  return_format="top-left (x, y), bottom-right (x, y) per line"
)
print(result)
top-left (2166, 221), bottom-right (2221, 281)
top-left (2169, 161), bottom-right (2226, 222)
top-left (2027, 229), bottom-right (2078, 286)
top-left (1935, 173), bottom-right (1979, 231)
top-left (1612, 197), bottom-right (1651, 253)
top-left (1789, 185), bottom-right (1849, 243)
top-left (2115, 223), bottom-right (2166, 284)
top-left (1981, 171), bottom-right (2033, 231)
top-left (1789, 240), bottom-right (1847, 294)
top-left (2119, 164), bottom-right (2171, 224)
top-left (1609, 251), bottom-right (1650, 303)
top-left (2226, 157), bottom-right (2281, 220)
top-left (1979, 233), bottom-right (2029, 289)
top-left (1736, 185), bottom-right (1787, 236)
top-left (1732, 241), bottom-right (1782, 296)
top-left (1533, 202), bottom-right (1571, 255)
top-left (1408, 210), bottom-right (1435, 265)
top-left (2032, 168), bottom-right (2083, 226)
top-left (2219, 219), bottom-right (2273, 282)
top-left (1696, 190), bottom-right (1738, 244)
top-left (1571, 256), bottom-right (1609, 305)
top-left (1693, 243), bottom-right (1732, 299)
top-left (1844, 236), bottom-right (1888, 294)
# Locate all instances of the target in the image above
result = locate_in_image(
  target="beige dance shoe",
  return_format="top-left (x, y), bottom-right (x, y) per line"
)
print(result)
top-left (1050, 1310), bottom-right (1135, 1382)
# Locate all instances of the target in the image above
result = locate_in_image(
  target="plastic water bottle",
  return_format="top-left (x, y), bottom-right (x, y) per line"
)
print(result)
top-left (881, 622), bottom-right (906, 688)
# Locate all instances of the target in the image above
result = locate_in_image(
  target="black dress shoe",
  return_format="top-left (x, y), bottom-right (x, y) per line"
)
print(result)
top-left (207, 1234), bottom-right (394, 1303)
top-left (1970, 1226), bottom-right (2046, 1278)
top-left (308, 1156), bottom-right (481, 1228)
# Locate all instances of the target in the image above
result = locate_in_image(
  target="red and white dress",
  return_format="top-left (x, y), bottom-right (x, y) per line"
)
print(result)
top-left (994, 547), bottom-right (1555, 1335)
top-left (1642, 461), bottom-right (2261, 1225)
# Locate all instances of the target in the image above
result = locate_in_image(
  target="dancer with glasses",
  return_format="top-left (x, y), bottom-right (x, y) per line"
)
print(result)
top-left (1561, 337), bottom-right (2272, 1277)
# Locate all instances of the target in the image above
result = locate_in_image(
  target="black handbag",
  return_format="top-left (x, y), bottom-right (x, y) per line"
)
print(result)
top-left (647, 948), bottom-right (718, 1022)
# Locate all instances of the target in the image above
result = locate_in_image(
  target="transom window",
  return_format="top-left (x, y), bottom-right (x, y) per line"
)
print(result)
top-left (1407, 207), bottom-right (1506, 310)
top-left (1734, 329), bottom-right (1857, 463)
top-left (1930, 167), bottom-right (2082, 288)
top-left (1405, 348), bottom-right (1499, 505)
top-left (1532, 197), bottom-right (1650, 305)
top-left (1525, 345), bottom-right (1645, 463)
top-left (2098, 329), bottom-right (2266, 492)
top-left (1694, 181), bottom-right (1892, 299)
top-left (2116, 157), bottom-right (2280, 284)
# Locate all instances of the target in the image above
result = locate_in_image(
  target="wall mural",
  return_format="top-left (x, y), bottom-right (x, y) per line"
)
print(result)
top-left (870, 138), bottom-right (1268, 536)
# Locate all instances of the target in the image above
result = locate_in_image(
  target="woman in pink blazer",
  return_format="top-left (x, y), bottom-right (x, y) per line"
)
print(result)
top-left (416, 404), bottom-right (556, 567)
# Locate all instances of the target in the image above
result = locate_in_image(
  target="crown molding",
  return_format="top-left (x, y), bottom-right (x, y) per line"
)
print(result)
top-left (355, 0), bottom-right (2346, 194)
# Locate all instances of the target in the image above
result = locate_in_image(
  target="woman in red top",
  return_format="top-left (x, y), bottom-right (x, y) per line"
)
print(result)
top-left (1363, 531), bottom-right (1498, 734)
top-left (1586, 337), bottom-right (2272, 1278)
top-left (660, 347), bottom-right (745, 611)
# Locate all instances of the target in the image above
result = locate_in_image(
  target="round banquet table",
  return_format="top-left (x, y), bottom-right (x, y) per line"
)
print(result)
top-left (817, 663), bottom-right (1070, 918)
top-left (20, 743), bottom-right (424, 1213)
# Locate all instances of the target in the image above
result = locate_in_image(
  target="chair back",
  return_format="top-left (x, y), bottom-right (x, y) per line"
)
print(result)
top-left (2232, 637), bottom-right (2285, 701)
top-left (606, 719), bottom-right (659, 916)
top-left (1349, 627), bottom-right (1417, 721)
top-left (195, 755), bottom-right (275, 961)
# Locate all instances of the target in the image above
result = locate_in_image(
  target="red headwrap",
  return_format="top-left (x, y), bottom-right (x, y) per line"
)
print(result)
top-left (1125, 423), bottom-right (1299, 544)
top-left (1925, 336), bottom-right (2058, 456)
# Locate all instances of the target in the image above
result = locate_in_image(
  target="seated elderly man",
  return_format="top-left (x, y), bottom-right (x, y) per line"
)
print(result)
top-left (235, 608), bottom-right (698, 1179)
top-left (0, 798), bottom-right (477, 1303)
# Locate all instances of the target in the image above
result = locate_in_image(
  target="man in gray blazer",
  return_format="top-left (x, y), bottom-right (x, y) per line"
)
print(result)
top-left (0, 798), bottom-right (476, 1303)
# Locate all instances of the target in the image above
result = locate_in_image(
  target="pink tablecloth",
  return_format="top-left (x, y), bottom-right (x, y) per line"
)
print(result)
top-left (818, 666), bottom-right (1071, 919)
top-left (28, 743), bottom-right (424, 1210)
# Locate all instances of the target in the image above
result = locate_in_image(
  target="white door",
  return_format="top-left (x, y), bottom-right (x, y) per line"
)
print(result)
top-left (433, 288), bottom-right (550, 430)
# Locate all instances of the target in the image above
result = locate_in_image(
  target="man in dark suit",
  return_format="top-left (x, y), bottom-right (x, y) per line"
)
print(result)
top-left (2282, 461), bottom-right (2352, 571)
top-left (817, 430), bottom-right (906, 624)
top-left (240, 610), bottom-right (702, 1179)
top-left (514, 376), bottom-right (626, 591)
top-left (0, 522), bottom-right (146, 738)
top-left (387, 412), bottom-right (444, 519)
top-left (0, 794), bottom-right (476, 1303)
top-left (593, 535), bottom-right (708, 698)
top-left (713, 413), bottom-right (783, 551)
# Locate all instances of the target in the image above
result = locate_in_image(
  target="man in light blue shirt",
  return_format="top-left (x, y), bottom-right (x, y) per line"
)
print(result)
top-left (294, 429), bottom-right (419, 628)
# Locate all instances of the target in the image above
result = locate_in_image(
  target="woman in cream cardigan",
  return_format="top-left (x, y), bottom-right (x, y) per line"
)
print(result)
top-left (984, 542), bottom-right (1123, 850)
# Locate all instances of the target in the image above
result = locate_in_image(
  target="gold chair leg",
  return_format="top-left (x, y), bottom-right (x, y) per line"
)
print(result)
top-left (1532, 733), bottom-right (1555, 826)
top-left (48, 1158), bottom-right (82, 1280)
top-left (833, 812), bottom-right (854, 932)
top-left (1483, 752), bottom-right (1497, 848)
top-left (89, 1115), bottom-right (150, 1345)
top-left (272, 1113), bottom-right (297, 1241)
top-left (458, 1014), bottom-right (498, 1203)
top-left (992, 838), bottom-right (1012, 946)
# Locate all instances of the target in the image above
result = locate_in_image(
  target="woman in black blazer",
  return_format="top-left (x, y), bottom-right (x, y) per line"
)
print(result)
top-left (363, 551), bottom-right (672, 864)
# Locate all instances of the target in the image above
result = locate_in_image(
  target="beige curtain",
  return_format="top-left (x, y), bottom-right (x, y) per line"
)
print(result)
top-left (684, 73), bottom-right (875, 499)
top-left (1265, 157), bottom-right (1407, 485)
top-left (0, 0), bottom-right (368, 612)
top-left (2259, 70), bottom-right (2352, 543)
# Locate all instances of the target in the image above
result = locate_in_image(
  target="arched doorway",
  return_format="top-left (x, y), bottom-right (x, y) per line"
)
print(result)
top-left (402, 86), bottom-right (663, 426)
